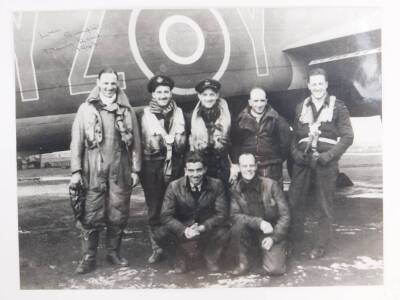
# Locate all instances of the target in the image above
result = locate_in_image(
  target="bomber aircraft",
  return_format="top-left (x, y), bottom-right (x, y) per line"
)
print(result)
top-left (14, 8), bottom-right (381, 155)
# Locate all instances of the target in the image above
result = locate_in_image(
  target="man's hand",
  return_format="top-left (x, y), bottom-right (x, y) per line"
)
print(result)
top-left (229, 164), bottom-right (240, 184)
top-left (260, 220), bottom-right (273, 235)
top-left (190, 223), bottom-right (206, 234)
top-left (261, 237), bottom-right (274, 251)
top-left (70, 172), bottom-right (83, 189)
top-left (131, 172), bottom-right (140, 187)
top-left (184, 226), bottom-right (200, 239)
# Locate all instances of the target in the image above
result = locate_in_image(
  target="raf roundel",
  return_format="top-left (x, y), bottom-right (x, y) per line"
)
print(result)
top-left (129, 9), bottom-right (231, 96)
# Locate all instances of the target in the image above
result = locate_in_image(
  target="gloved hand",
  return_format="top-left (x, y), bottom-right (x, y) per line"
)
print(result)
top-left (318, 152), bottom-right (333, 166)
top-left (292, 150), bottom-right (309, 165)
top-left (70, 172), bottom-right (83, 189)
top-left (260, 220), bottom-right (273, 235)
top-left (261, 237), bottom-right (274, 251)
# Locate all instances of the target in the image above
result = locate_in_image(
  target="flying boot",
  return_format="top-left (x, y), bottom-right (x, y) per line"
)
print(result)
top-left (147, 228), bottom-right (164, 264)
top-left (75, 229), bottom-right (99, 274)
top-left (231, 252), bottom-right (250, 276)
top-left (105, 226), bottom-right (128, 267)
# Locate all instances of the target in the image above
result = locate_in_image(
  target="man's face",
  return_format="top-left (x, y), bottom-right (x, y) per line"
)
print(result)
top-left (198, 89), bottom-right (218, 109)
top-left (239, 155), bottom-right (257, 181)
top-left (152, 85), bottom-right (172, 107)
top-left (249, 98), bottom-right (267, 114)
top-left (307, 74), bottom-right (328, 100)
top-left (185, 162), bottom-right (206, 186)
top-left (97, 73), bottom-right (118, 98)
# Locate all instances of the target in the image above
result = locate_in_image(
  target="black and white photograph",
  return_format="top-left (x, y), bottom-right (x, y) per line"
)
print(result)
top-left (1, 0), bottom-right (398, 298)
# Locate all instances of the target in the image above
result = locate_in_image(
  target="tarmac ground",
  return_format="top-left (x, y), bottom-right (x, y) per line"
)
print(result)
top-left (17, 153), bottom-right (383, 289)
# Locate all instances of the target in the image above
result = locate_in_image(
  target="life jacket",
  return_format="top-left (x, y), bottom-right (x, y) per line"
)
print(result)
top-left (141, 100), bottom-right (186, 180)
top-left (189, 98), bottom-right (231, 151)
top-left (83, 86), bottom-right (135, 149)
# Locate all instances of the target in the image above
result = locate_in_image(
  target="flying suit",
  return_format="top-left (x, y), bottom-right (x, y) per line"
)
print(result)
top-left (288, 95), bottom-right (353, 250)
top-left (70, 86), bottom-right (142, 262)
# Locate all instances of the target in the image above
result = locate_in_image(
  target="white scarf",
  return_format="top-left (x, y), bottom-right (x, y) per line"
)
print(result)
top-left (142, 105), bottom-right (185, 140)
top-left (99, 93), bottom-right (116, 106)
top-left (142, 103), bottom-right (185, 178)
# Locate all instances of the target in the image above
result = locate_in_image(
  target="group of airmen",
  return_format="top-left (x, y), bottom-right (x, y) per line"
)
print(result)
top-left (69, 67), bottom-right (354, 276)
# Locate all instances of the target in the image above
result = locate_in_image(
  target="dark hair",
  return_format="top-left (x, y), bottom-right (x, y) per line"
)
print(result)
top-left (185, 151), bottom-right (205, 166)
top-left (308, 68), bottom-right (328, 82)
top-left (98, 67), bottom-right (119, 80)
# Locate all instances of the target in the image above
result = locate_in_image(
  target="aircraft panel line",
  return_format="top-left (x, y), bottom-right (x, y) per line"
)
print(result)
top-left (309, 48), bottom-right (381, 65)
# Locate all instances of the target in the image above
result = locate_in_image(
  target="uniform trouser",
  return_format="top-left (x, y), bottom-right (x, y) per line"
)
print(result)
top-left (288, 160), bottom-right (338, 249)
top-left (80, 172), bottom-right (132, 258)
top-left (203, 150), bottom-right (231, 187)
top-left (140, 159), bottom-right (168, 251)
top-left (153, 225), bottom-right (230, 266)
top-left (230, 220), bottom-right (287, 275)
